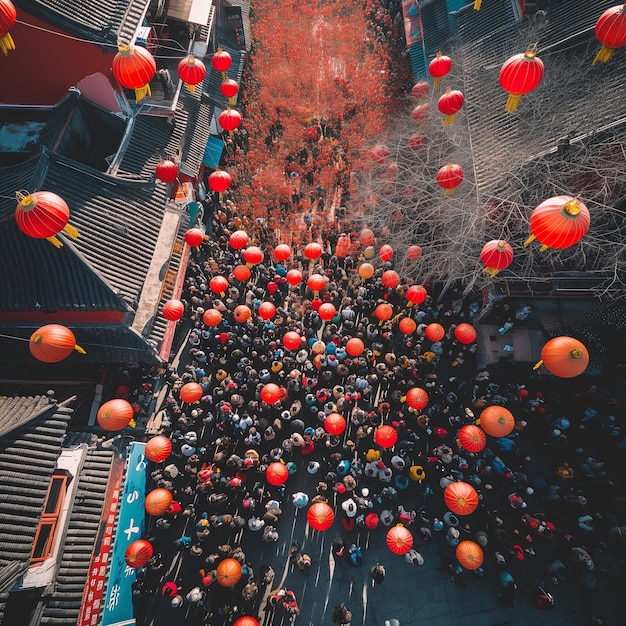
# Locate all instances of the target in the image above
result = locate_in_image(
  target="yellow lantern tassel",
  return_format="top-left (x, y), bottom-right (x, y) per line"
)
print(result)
top-left (46, 236), bottom-right (64, 248)
top-left (523, 234), bottom-right (535, 247)
top-left (0, 32), bottom-right (15, 55)
top-left (484, 267), bottom-right (500, 276)
top-left (444, 188), bottom-right (454, 196)
top-left (593, 46), bottom-right (615, 66)
top-left (505, 93), bottom-right (522, 112)
top-left (533, 359), bottom-right (543, 371)
top-left (186, 83), bottom-right (196, 93)
top-left (134, 84), bottom-right (151, 103)
top-left (129, 418), bottom-right (136, 428)
top-left (221, 71), bottom-right (228, 81)
top-left (539, 244), bottom-right (549, 252)
top-left (63, 223), bottom-right (80, 239)
top-left (74, 344), bottom-right (86, 355)
top-left (474, 0), bottom-right (482, 9)
top-left (443, 113), bottom-right (456, 126)
top-left (433, 76), bottom-right (442, 88)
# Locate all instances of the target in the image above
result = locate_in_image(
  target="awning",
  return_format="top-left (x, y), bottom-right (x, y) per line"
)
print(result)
top-left (202, 135), bottom-right (225, 168)
top-left (168, 0), bottom-right (212, 26)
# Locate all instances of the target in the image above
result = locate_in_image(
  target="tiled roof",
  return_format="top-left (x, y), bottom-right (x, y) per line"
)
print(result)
top-left (204, 44), bottom-right (246, 109)
top-left (0, 396), bottom-right (73, 620)
top-left (219, 0), bottom-right (252, 52)
top-left (39, 447), bottom-right (115, 625)
top-left (179, 85), bottom-right (214, 176)
top-left (13, 0), bottom-right (150, 46)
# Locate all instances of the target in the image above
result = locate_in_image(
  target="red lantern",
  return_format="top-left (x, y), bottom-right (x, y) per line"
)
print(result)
top-left (408, 133), bottom-right (426, 151)
top-left (399, 317), bottom-right (417, 335)
top-left (411, 81), bottom-right (429, 99)
top-left (233, 264), bottom-right (251, 282)
top-left (219, 108), bottom-right (242, 132)
top-left (359, 228), bottom-right (375, 246)
top-left (243, 246), bottom-right (263, 266)
top-left (407, 245), bottom-right (422, 261)
top-left (266, 462), bottom-right (289, 486)
top-left (180, 382), bottom-right (203, 404)
top-left (304, 242), bottom-right (323, 260)
top-left (536, 336), bottom-right (589, 378)
top-left (29, 324), bottom-right (85, 363)
top-left (283, 331), bottom-right (302, 351)
top-left (456, 541), bottom-right (484, 570)
top-left (229, 230), bottom-right (249, 250)
top-left (406, 285), bottom-right (427, 305)
top-left (593, 4), bottom-right (626, 65)
top-left (267, 281), bottom-right (278, 295)
top-left (525, 196), bottom-right (590, 251)
top-left (381, 270), bottom-right (400, 289)
top-left (307, 502), bottom-right (335, 531)
top-left (273, 244), bottom-right (291, 261)
top-left (216, 558), bottom-right (242, 587)
top-left (220, 78), bottom-right (239, 99)
top-left (203, 309), bottom-right (222, 327)
top-left (212, 48), bottom-right (232, 73)
top-left (325, 412), bottom-right (346, 435)
top-left (163, 299), bottom-right (184, 321)
top-left (258, 302), bottom-right (276, 320)
top-left (185, 228), bottom-right (204, 247)
top-left (374, 303), bottom-right (393, 323)
top-left (15, 190), bottom-right (78, 248)
top-left (369, 144), bottom-right (390, 164)
top-left (125, 539), bottom-right (153, 569)
top-left (177, 55), bottom-right (206, 92)
top-left (480, 240), bottom-right (513, 276)
top-left (145, 436), bottom-right (173, 463)
top-left (406, 387), bottom-right (428, 410)
top-left (437, 88), bottom-right (464, 125)
top-left (479, 406), bottom-right (515, 437)
top-left (458, 425), bottom-right (486, 453)
top-left (425, 323), bottom-right (445, 342)
top-left (209, 170), bottom-right (232, 193)
top-left (386, 525), bottom-right (413, 555)
top-left (155, 159), bottom-right (178, 184)
top-left (346, 337), bottom-right (364, 356)
top-left (437, 163), bottom-right (464, 195)
top-left (0, 0), bottom-right (16, 55)
top-left (318, 303), bottom-right (337, 321)
top-left (412, 103), bottom-right (431, 121)
top-left (261, 383), bottom-right (282, 405)
top-left (234, 618), bottom-right (259, 626)
top-left (454, 323), bottom-right (476, 344)
top-left (233, 305), bottom-right (251, 323)
top-left (112, 44), bottom-right (156, 102)
top-left (307, 273), bottom-right (326, 293)
top-left (428, 52), bottom-right (452, 87)
top-left (379, 244), bottom-right (393, 262)
top-left (210, 275), bottom-right (229, 296)
top-left (444, 482), bottom-right (479, 516)
top-left (375, 425), bottom-right (398, 449)
top-left (335, 235), bottom-right (350, 258)
top-left (286, 269), bottom-right (302, 285)
top-left (97, 399), bottom-right (134, 431)
top-left (499, 49), bottom-right (544, 112)
top-left (145, 488), bottom-right (173, 516)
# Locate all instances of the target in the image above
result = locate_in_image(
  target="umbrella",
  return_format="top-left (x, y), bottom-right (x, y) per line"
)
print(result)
top-left (444, 482), bottom-right (479, 516)
top-left (307, 502), bottom-right (335, 531)
top-left (266, 462), bottom-right (289, 486)
top-left (144, 488), bottom-right (173, 516)
top-left (386, 525), bottom-right (413, 555)
top-left (124, 539), bottom-right (153, 569)
top-left (457, 425), bottom-right (486, 453)
top-left (375, 425), bottom-right (398, 449)
top-left (479, 406), bottom-right (515, 437)
top-left (456, 540), bottom-right (484, 570)
top-left (216, 558), bottom-right (243, 587)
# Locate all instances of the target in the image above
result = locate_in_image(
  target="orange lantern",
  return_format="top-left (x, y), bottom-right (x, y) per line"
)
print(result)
top-left (216, 558), bottom-right (243, 587)
top-left (399, 317), bottom-right (417, 335)
top-left (379, 244), bottom-right (393, 262)
top-left (454, 323), bottom-right (476, 344)
top-left (535, 336), bottom-right (589, 378)
top-left (525, 196), bottom-right (590, 251)
top-left (112, 44), bottom-right (156, 102)
top-left (125, 539), bottom-right (153, 569)
top-left (307, 502), bottom-right (335, 531)
top-left (411, 81), bottom-right (429, 99)
top-left (145, 436), bottom-right (173, 463)
top-left (479, 406), bottom-right (515, 437)
top-left (273, 244), bottom-right (291, 261)
top-left (375, 425), bottom-right (398, 448)
top-left (185, 228), bottom-right (204, 247)
top-left (266, 462), bottom-right (289, 486)
top-left (212, 48), bottom-right (232, 73)
top-left (381, 270), bottom-right (400, 289)
top-left (203, 309), bottom-right (222, 327)
top-left (145, 488), bottom-right (173, 516)
top-left (346, 337), bottom-right (364, 356)
top-left (373, 303), bottom-right (393, 323)
top-left (444, 482), bottom-right (479, 516)
top-left (97, 399), bottom-right (134, 431)
top-left (437, 163), bottom-right (464, 195)
top-left (405, 387), bottom-right (428, 410)
top-left (233, 305), bottom-right (251, 323)
top-left (155, 159), bottom-right (178, 184)
top-left (283, 331), bottom-right (302, 351)
top-left (229, 230), bottom-right (249, 249)
top-left (177, 55), bottom-right (206, 92)
top-left (386, 525), bottom-right (413, 555)
top-left (428, 52), bottom-right (452, 87)
top-left (318, 303), bottom-right (337, 321)
top-left (406, 285), bottom-right (427, 305)
top-left (210, 275), bottom-right (229, 296)
top-left (0, 0), bottom-right (16, 55)
top-left (286, 269), bottom-right (302, 285)
top-left (234, 618), bottom-right (259, 626)
top-left (359, 228), bottom-right (375, 246)
top-left (499, 49), bottom-right (544, 112)
top-left (480, 240), bottom-right (513, 276)
top-left (29, 324), bottom-right (85, 363)
top-left (358, 263), bottom-right (375, 280)
top-left (258, 302), bottom-right (276, 320)
top-left (219, 107), bottom-right (242, 132)
top-left (324, 412), bottom-right (346, 435)
top-left (307, 273), bottom-right (326, 293)
top-left (180, 382), bottom-right (203, 404)
top-left (456, 540), bottom-right (484, 570)
top-left (458, 425), bottom-right (486, 453)
top-left (407, 245), bottom-right (422, 261)
top-left (425, 323), bottom-right (445, 342)
top-left (437, 87), bottom-right (464, 125)
top-left (304, 242), bottom-right (323, 260)
top-left (593, 4), bottom-right (626, 65)
top-left (243, 246), bottom-right (264, 266)
top-left (163, 299), bottom-right (184, 321)
top-left (209, 170), bottom-right (232, 193)
top-left (412, 103), bottom-right (431, 121)
top-left (233, 264), bottom-right (251, 282)
top-left (261, 383), bottom-right (282, 405)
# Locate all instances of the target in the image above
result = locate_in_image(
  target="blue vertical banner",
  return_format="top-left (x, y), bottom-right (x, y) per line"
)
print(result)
top-left (101, 442), bottom-right (148, 626)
